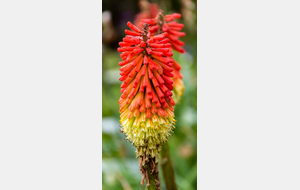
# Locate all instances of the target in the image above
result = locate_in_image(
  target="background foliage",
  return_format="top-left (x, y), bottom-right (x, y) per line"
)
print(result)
top-left (102, 0), bottom-right (197, 189)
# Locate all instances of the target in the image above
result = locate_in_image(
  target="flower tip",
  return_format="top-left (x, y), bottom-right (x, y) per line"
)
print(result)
top-left (127, 22), bottom-right (142, 33)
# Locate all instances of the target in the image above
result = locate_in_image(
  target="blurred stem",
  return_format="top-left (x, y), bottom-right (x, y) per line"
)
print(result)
top-left (160, 143), bottom-right (178, 190)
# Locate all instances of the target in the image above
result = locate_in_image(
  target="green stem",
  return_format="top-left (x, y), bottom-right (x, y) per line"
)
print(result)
top-left (160, 143), bottom-right (178, 190)
top-left (146, 170), bottom-right (158, 190)
top-left (140, 157), bottom-right (160, 190)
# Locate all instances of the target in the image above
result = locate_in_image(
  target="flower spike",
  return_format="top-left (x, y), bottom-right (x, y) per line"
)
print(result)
top-left (118, 22), bottom-right (176, 189)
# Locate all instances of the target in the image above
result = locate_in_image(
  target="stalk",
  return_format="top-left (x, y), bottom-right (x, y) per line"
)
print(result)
top-left (147, 171), bottom-right (159, 190)
top-left (160, 143), bottom-right (178, 190)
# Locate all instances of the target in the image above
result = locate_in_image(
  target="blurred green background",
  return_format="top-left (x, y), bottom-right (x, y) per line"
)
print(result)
top-left (102, 0), bottom-right (197, 189)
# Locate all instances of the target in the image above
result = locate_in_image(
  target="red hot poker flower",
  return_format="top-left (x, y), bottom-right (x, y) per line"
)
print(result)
top-left (118, 22), bottom-right (176, 188)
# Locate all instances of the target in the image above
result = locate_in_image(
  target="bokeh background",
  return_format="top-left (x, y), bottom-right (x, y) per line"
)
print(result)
top-left (102, 0), bottom-right (197, 189)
